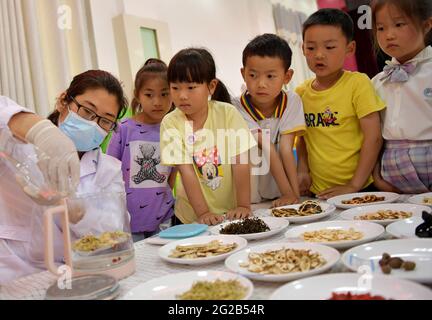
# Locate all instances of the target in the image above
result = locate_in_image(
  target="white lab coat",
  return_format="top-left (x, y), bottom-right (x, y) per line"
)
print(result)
top-left (0, 96), bottom-right (127, 284)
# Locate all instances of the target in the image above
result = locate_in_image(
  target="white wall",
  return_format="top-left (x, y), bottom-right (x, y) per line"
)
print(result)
top-left (88, 0), bottom-right (276, 98)
top-left (89, 0), bottom-right (124, 78)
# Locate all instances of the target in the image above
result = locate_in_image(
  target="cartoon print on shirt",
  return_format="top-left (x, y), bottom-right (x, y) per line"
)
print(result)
top-left (132, 144), bottom-right (166, 184)
top-left (322, 107), bottom-right (338, 126)
top-left (193, 147), bottom-right (223, 191)
top-left (305, 107), bottom-right (339, 127)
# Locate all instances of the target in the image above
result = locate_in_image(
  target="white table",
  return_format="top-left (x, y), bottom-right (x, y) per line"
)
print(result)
top-left (1, 195), bottom-right (429, 300)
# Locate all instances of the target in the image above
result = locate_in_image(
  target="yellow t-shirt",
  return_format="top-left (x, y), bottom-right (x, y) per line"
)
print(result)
top-left (160, 100), bottom-right (257, 223)
top-left (296, 71), bottom-right (386, 194)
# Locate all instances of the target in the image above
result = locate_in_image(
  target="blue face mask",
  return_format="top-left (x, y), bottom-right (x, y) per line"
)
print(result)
top-left (59, 111), bottom-right (108, 152)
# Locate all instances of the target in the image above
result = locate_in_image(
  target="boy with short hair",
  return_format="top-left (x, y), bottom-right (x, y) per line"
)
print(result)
top-left (296, 8), bottom-right (385, 199)
top-left (233, 33), bottom-right (306, 207)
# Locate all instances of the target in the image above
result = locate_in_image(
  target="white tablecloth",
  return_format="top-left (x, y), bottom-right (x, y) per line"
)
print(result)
top-left (1, 195), bottom-right (430, 300)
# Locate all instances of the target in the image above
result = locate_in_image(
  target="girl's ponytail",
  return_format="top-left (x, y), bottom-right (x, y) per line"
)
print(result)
top-left (212, 79), bottom-right (231, 104)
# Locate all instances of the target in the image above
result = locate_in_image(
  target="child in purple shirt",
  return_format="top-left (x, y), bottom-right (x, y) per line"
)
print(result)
top-left (108, 59), bottom-right (175, 241)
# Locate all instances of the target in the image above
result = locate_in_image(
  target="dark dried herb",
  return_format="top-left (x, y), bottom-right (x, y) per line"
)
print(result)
top-left (415, 211), bottom-right (432, 238)
top-left (220, 218), bottom-right (270, 234)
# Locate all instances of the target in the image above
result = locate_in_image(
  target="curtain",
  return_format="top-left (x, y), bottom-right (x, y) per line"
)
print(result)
top-left (272, 0), bottom-right (318, 91)
top-left (0, 0), bottom-right (95, 116)
top-left (0, 0), bottom-right (34, 110)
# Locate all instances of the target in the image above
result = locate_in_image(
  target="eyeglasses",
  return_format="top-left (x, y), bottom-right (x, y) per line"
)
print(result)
top-left (69, 96), bottom-right (117, 131)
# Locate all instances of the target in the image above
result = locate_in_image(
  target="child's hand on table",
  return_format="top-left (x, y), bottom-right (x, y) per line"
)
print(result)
top-left (198, 211), bottom-right (224, 226)
top-left (317, 183), bottom-right (359, 200)
top-left (226, 206), bottom-right (251, 221)
top-left (272, 194), bottom-right (299, 208)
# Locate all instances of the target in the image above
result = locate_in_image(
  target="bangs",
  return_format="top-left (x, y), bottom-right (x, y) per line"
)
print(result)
top-left (168, 49), bottom-right (214, 84)
top-left (373, 0), bottom-right (404, 18)
top-left (372, 0), bottom-right (423, 27)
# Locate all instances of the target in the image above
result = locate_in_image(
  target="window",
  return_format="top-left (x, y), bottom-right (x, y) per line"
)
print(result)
top-left (140, 27), bottom-right (160, 61)
top-left (113, 15), bottom-right (172, 100)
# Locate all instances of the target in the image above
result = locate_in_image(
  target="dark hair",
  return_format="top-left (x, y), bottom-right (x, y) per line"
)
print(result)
top-left (371, 0), bottom-right (432, 47)
top-left (48, 70), bottom-right (128, 129)
top-left (132, 58), bottom-right (168, 115)
top-left (167, 48), bottom-right (231, 104)
top-left (242, 33), bottom-right (293, 71)
top-left (302, 8), bottom-right (355, 42)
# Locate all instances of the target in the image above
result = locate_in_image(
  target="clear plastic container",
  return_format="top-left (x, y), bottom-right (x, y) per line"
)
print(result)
top-left (0, 130), bottom-right (68, 205)
top-left (67, 192), bottom-right (134, 273)
top-left (45, 191), bottom-right (136, 279)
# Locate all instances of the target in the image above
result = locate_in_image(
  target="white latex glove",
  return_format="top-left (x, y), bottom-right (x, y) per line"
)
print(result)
top-left (25, 119), bottom-right (80, 195)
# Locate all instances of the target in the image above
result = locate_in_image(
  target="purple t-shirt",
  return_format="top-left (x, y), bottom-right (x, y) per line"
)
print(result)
top-left (107, 119), bottom-right (174, 232)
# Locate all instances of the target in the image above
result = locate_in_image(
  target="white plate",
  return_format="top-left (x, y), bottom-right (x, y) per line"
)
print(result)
top-left (225, 242), bottom-right (340, 282)
top-left (158, 235), bottom-right (247, 265)
top-left (327, 192), bottom-right (400, 209)
top-left (339, 203), bottom-right (431, 226)
top-left (284, 220), bottom-right (385, 249)
top-left (144, 231), bottom-right (210, 246)
top-left (270, 273), bottom-right (432, 300)
top-left (209, 217), bottom-right (289, 240)
top-left (122, 270), bottom-right (253, 300)
top-left (408, 192), bottom-right (432, 207)
top-left (342, 239), bottom-right (432, 284)
top-left (255, 202), bottom-right (336, 224)
top-left (386, 217), bottom-right (425, 239)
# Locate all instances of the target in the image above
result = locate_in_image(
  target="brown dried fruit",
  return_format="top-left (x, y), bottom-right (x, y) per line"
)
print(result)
top-left (388, 257), bottom-right (403, 269)
top-left (379, 259), bottom-right (388, 266)
top-left (401, 261), bottom-right (416, 271)
top-left (382, 253), bottom-right (391, 261)
top-left (381, 264), bottom-right (392, 274)
top-left (379, 253), bottom-right (391, 266)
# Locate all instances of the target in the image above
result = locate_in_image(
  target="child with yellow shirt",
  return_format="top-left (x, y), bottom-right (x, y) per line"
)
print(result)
top-left (296, 8), bottom-right (386, 199)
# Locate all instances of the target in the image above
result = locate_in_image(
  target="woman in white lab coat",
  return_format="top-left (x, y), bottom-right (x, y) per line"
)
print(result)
top-left (0, 70), bottom-right (129, 284)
